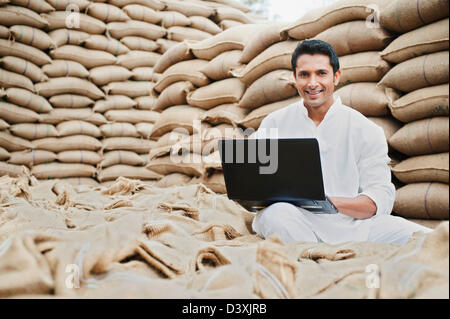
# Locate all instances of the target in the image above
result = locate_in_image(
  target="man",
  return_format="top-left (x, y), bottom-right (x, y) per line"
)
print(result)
top-left (252, 40), bottom-right (433, 245)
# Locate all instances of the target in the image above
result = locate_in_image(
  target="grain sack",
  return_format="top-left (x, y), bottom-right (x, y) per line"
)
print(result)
top-left (93, 95), bottom-right (136, 113)
top-left (389, 117), bottom-right (449, 156)
top-left (132, 67), bottom-right (154, 81)
top-left (283, 0), bottom-right (390, 40)
top-left (148, 144), bottom-right (174, 161)
top-left (32, 163), bottom-right (96, 179)
top-left (100, 150), bottom-right (145, 168)
top-left (0, 39), bottom-right (51, 66)
top-left (219, 20), bottom-right (242, 30)
top-left (156, 38), bottom-right (178, 54)
top-left (135, 96), bottom-right (158, 110)
top-left (49, 95), bottom-right (94, 108)
top-left (0, 101), bottom-right (41, 123)
top-left (367, 117), bottom-right (402, 142)
top-left (202, 150), bottom-right (222, 172)
top-left (39, 108), bottom-right (107, 126)
top-left (378, 51), bottom-right (449, 93)
top-left (239, 96), bottom-right (302, 130)
top-left (46, 0), bottom-right (90, 10)
top-left (392, 153), bottom-right (449, 184)
top-left (214, 7), bottom-right (253, 24)
top-left (7, 150), bottom-right (57, 167)
top-left (8, 0), bottom-right (54, 13)
top-left (102, 137), bottom-right (155, 153)
top-left (380, 0), bottom-right (449, 33)
top-left (201, 104), bottom-right (248, 127)
top-left (0, 131), bottom-right (33, 152)
top-left (394, 183), bottom-right (449, 220)
top-left (187, 78), bottom-right (246, 109)
top-left (122, 4), bottom-right (162, 24)
top-left (153, 40), bottom-right (195, 74)
top-left (189, 16), bottom-right (222, 35)
top-left (86, 2), bottom-right (130, 23)
top-left (43, 12), bottom-right (106, 34)
top-left (381, 18), bottom-right (449, 64)
top-left (153, 72), bottom-right (162, 83)
top-left (0, 26), bottom-right (10, 39)
top-left (120, 37), bottom-right (159, 52)
top-left (0, 147), bottom-right (10, 161)
top-left (167, 26), bottom-right (211, 42)
top-left (109, 0), bottom-right (165, 11)
top-left (42, 60), bottom-right (89, 78)
top-left (98, 164), bottom-right (162, 182)
top-left (107, 21), bottom-right (166, 40)
top-left (154, 81), bottom-right (195, 112)
top-left (89, 66), bottom-right (133, 86)
top-left (146, 154), bottom-right (203, 177)
top-left (62, 177), bottom-right (99, 186)
top-left (154, 131), bottom-right (189, 148)
top-left (9, 123), bottom-right (58, 140)
top-left (160, 11), bottom-right (191, 28)
top-left (0, 5), bottom-right (49, 28)
top-left (56, 121), bottom-right (101, 138)
top-left (116, 51), bottom-right (161, 69)
top-left (150, 105), bottom-right (205, 138)
top-left (202, 123), bottom-right (245, 154)
top-left (154, 59), bottom-right (210, 93)
top-left (339, 51), bottom-right (391, 86)
top-left (239, 70), bottom-right (298, 110)
top-left (9, 25), bottom-right (55, 51)
top-left (209, 0), bottom-right (251, 12)
top-left (57, 150), bottom-right (102, 165)
top-left (32, 135), bottom-right (102, 152)
top-left (35, 77), bottom-right (105, 100)
top-left (4, 88), bottom-right (52, 113)
top-left (135, 123), bottom-right (154, 139)
top-left (102, 81), bottom-right (154, 98)
top-left (104, 110), bottom-right (160, 124)
top-left (100, 123), bottom-right (139, 138)
top-left (156, 173), bottom-right (192, 188)
top-left (233, 41), bottom-right (298, 86)
top-left (49, 29), bottom-right (90, 48)
top-left (163, 0), bottom-right (214, 17)
top-left (388, 84), bottom-right (449, 123)
top-left (50, 45), bottom-right (117, 69)
top-left (0, 56), bottom-right (47, 83)
top-left (0, 162), bottom-right (26, 177)
top-left (0, 119), bottom-right (9, 130)
top-left (202, 172), bottom-right (226, 194)
top-left (0, 68), bottom-right (34, 92)
top-left (200, 50), bottom-right (243, 81)
top-left (83, 35), bottom-right (130, 56)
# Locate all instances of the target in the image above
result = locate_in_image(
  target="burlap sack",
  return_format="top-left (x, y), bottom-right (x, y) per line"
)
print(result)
top-left (202, 172), bottom-right (226, 194)
top-left (392, 152), bottom-right (449, 184)
top-left (0, 162), bottom-right (26, 177)
top-left (0, 68), bottom-right (34, 92)
top-left (154, 81), bottom-right (195, 112)
top-left (394, 182), bottom-right (449, 219)
top-left (379, 51), bottom-right (449, 93)
top-left (109, 0), bottom-right (165, 11)
top-left (388, 84), bottom-right (449, 123)
top-left (156, 38), bottom-right (178, 54)
top-left (209, 0), bottom-right (251, 12)
top-left (199, 50), bottom-right (243, 81)
top-left (0, 147), bottom-right (10, 161)
top-left (9, 123), bottom-right (58, 140)
top-left (49, 29), bottom-right (90, 48)
top-left (187, 78), bottom-right (246, 110)
top-left (202, 150), bottom-right (222, 172)
top-left (0, 26), bottom-right (10, 39)
top-left (135, 96), bottom-right (158, 110)
top-left (98, 164), bottom-right (162, 182)
top-left (0, 56), bottom-right (47, 83)
top-left (5, 88), bottom-right (52, 113)
top-left (389, 117), bottom-right (449, 156)
top-left (102, 81), bottom-right (154, 98)
top-left (0, 131), bottom-right (33, 152)
top-left (219, 19), bottom-right (242, 30)
top-left (167, 26), bottom-right (211, 42)
top-left (0, 5), bottom-right (49, 28)
top-left (104, 109), bottom-right (160, 124)
top-left (35, 77), bottom-right (105, 100)
top-left (132, 67), bottom-right (155, 81)
top-left (381, 18), bottom-right (449, 64)
top-left (56, 121), bottom-right (101, 138)
top-left (83, 35), bottom-right (130, 56)
top-left (39, 108), bottom-right (107, 125)
top-left (160, 11), bottom-right (191, 28)
top-left (32, 163), bottom-right (96, 179)
top-left (163, 0), bottom-right (215, 17)
top-left (380, 0), bottom-right (449, 33)
top-left (89, 66), bottom-right (133, 86)
top-left (202, 123), bottom-right (245, 154)
top-left (43, 12), bottom-right (106, 34)
top-left (0, 101), bottom-right (41, 123)
top-left (201, 104), bottom-right (249, 127)
top-left (146, 153), bottom-right (204, 177)
top-left (215, 7), bottom-right (253, 24)
top-left (9, 25), bottom-right (55, 51)
top-left (120, 37), bottom-right (159, 52)
top-left (122, 4), bottom-right (162, 24)
top-left (156, 173), bottom-right (192, 188)
top-left (233, 41), bottom-right (298, 86)
top-left (100, 123), bottom-right (139, 138)
top-left (150, 105), bottom-right (205, 138)
top-left (0, 39), bottom-right (52, 66)
top-left (107, 21), bottom-right (167, 40)
top-left (239, 70), bottom-right (298, 110)
top-left (47, 0), bottom-right (90, 10)
top-left (102, 137), bottom-right (155, 154)
top-left (57, 150), bottom-right (102, 165)
top-left (189, 16), bottom-right (222, 35)
top-left (367, 117), bottom-right (403, 142)
top-left (154, 131), bottom-right (190, 149)
top-left (8, 0), bottom-right (54, 13)
top-left (32, 135), bottom-right (102, 152)
top-left (154, 59), bottom-right (210, 93)
top-left (62, 177), bottom-right (99, 186)
top-left (100, 150), bottom-right (145, 168)
top-left (153, 40), bottom-right (195, 74)
top-left (8, 149), bottom-right (56, 167)
top-left (42, 60), bottom-right (90, 78)
top-left (93, 95), bottom-right (136, 113)
top-left (339, 51), bottom-right (390, 87)
top-left (116, 51), bottom-right (161, 69)
top-left (86, 2), bottom-right (130, 23)
top-left (50, 45), bottom-right (117, 69)
top-left (135, 123), bottom-right (154, 139)
top-left (49, 95), bottom-right (94, 109)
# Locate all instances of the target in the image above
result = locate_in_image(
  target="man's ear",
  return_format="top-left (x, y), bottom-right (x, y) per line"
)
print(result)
top-left (334, 70), bottom-right (341, 86)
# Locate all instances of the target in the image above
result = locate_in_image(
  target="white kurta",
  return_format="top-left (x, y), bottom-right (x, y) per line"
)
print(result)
top-left (253, 96), bottom-right (397, 243)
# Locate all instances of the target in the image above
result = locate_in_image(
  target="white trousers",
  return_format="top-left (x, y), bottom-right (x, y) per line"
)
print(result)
top-left (252, 202), bottom-right (434, 245)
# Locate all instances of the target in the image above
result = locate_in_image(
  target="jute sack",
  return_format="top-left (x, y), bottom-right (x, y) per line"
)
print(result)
top-left (42, 12), bottom-right (106, 34)
top-left (93, 95), bottom-right (136, 113)
top-left (48, 29), bottom-right (90, 48)
top-left (116, 51), bottom-right (161, 69)
top-left (89, 66), bottom-right (133, 86)
top-left (187, 78), bottom-right (246, 110)
top-left (38, 108), bottom-right (107, 126)
top-left (150, 105), bottom-right (206, 138)
top-left (49, 95), bottom-right (94, 108)
top-left (156, 38), bottom-right (178, 54)
top-left (83, 35), bottom-right (130, 56)
top-left (99, 123), bottom-right (139, 138)
top-left (202, 123), bottom-right (245, 154)
top-left (367, 117), bottom-right (402, 142)
top-left (394, 182), bottom-right (449, 220)
top-left (200, 50), bottom-right (243, 81)
top-left (153, 72), bottom-right (162, 83)
top-left (239, 70), bottom-right (298, 110)
top-left (208, 0), bottom-right (251, 12)
top-left (381, 18), bottom-right (449, 64)
top-left (132, 67), bottom-right (155, 81)
top-left (156, 173), bottom-right (192, 188)
top-left (8, 0), bottom-right (55, 13)
top-left (233, 41), bottom-right (298, 86)
top-left (0, 39), bottom-right (52, 66)
top-left (42, 59), bottom-right (89, 78)
top-left (5, 88), bottom-right (52, 113)
top-left (314, 20), bottom-right (393, 56)
top-left (86, 2), bottom-right (130, 23)
top-left (102, 81), bottom-right (154, 98)
top-left (0, 56), bottom-right (47, 83)
top-left (56, 121), bottom-right (102, 138)
top-left (388, 84), bottom-right (449, 123)
top-left (148, 144), bottom-right (174, 161)
top-left (122, 4), bottom-right (162, 24)
top-left (57, 150), bottom-right (102, 165)
top-left (0, 68), bottom-right (34, 92)
top-left (160, 11), bottom-right (191, 28)
top-left (163, 0), bottom-right (215, 17)
top-left (109, 0), bottom-right (165, 11)
top-left (135, 123), bottom-right (154, 139)
top-left (35, 77), bottom-right (105, 100)
top-left (7, 150), bottom-right (57, 167)
top-left (219, 19), bottom-right (243, 30)
top-left (239, 96), bottom-right (302, 130)
top-left (135, 96), bottom-right (158, 110)
top-left (47, 0), bottom-right (90, 10)
top-left (9, 25), bottom-right (55, 51)
top-left (189, 16), bottom-right (222, 35)
top-left (201, 172), bottom-right (226, 194)
top-left (100, 150), bottom-right (145, 168)
top-left (0, 131), bottom-right (33, 152)
top-left (339, 51), bottom-right (390, 87)
top-left (167, 26), bottom-right (211, 42)
top-left (32, 135), bottom-right (102, 152)
top-left (32, 163), bottom-right (96, 179)
top-left (0, 147), bottom-right (10, 161)
top-left (378, 51), bottom-right (449, 93)
top-left (50, 45), bottom-right (117, 69)
top-left (154, 81), bottom-right (195, 112)
top-left (0, 119), bottom-right (9, 130)
top-left (154, 59), bottom-right (210, 93)
top-left (201, 103), bottom-right (249, 127)
top-left (0, 26), bottom-right (10, 39)
top-left (98, 164), bottom-right (162, 182)
top-left (62, 177), bottom-right (99, 186)
top-left (389, 117), bottom-right (449, 156)
top-left (120, 37), bottom-right (159, 52)
top-left (106, 21), bottom-right (167, 40)
top-left (0, 101), bottom-right (41, 123)
top-left (380, 0), bottom-right (449, 33)
top-left (146, 153), bottom-right (204, 177)
top-left (153, 40), bottom-right (195, 74)
top-left (0, 5), bottom-right (49, 28)
top-left (154, 131), bottom-right (190, 148)
top-left (104, 109), bottom-right (160, 124)
top-left (392, 153), bottom-right (449, 184)
top-left (0, 162), bottom-right (26, 177)
top-left (214, 7), bottom-right (253, 24)
top-left (102, 137), bottom-right (155, 153)
top-left (9, 123), bottom-right (58, 140)
top-left (202, 150), bottom-right (222, 172)
top-left (282, 0), bottom-right (390, 40)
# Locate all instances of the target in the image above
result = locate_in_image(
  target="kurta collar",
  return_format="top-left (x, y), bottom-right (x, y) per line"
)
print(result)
top-left (298, 95), bottom-right (342, 122)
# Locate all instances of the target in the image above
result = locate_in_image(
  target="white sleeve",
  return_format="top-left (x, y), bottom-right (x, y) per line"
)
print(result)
top-left (252, 116), bottom-right (277, 139)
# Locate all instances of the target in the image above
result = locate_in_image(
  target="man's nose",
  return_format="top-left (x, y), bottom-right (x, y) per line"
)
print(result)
top-left (308, 75), bottom-right (319, 87)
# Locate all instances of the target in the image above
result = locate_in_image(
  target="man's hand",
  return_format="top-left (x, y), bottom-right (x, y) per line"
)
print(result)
top-left (329, 195), bottom-right (377, 219)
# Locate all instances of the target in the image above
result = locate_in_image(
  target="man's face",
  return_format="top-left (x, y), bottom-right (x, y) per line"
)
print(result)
top-left (294, 54), bottom-right (341, 109)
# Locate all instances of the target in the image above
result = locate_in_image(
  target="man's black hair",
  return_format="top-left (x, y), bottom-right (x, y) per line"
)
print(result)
top-left (291, 40), bottom-right (340, 75)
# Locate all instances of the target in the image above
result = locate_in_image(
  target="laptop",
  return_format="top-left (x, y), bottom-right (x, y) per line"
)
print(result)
top-left (218, 138), bottom-right (339, 214)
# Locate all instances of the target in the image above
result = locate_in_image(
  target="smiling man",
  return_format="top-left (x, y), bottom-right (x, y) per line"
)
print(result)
top-left (251, 40), bottom-right (433, 245)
